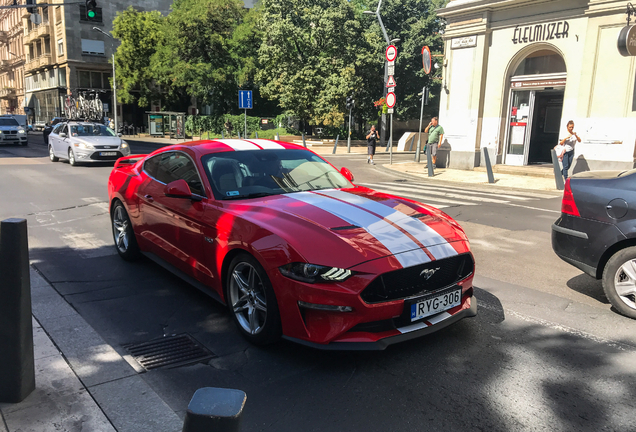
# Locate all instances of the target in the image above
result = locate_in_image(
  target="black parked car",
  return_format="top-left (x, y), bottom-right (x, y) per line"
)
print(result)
top-left (552, 170), bottom-right (636, 319)
top-left (43, 117), bottom-right (67, 145)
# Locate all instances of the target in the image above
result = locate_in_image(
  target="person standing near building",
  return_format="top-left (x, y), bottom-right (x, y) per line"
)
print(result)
top-left (558, 120), bottom-right (581, 180)
top-left (425, 117), bottom-right (444, 166)
top-left (366, 125), bottom-right (377, 165)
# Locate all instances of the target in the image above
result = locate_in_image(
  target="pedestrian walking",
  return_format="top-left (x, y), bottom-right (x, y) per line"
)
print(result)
top-left (366, 125), bottom-right (377, 165)
top-left (425, 117), bottom-right (444, 167)
top-left (558, 120), bottom-right (581, 180)
top-left (108, 118), bottom-right (115, 130)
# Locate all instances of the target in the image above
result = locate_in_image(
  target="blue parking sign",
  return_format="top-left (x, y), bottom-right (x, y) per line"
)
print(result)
top-left (239, 90), bottom-right (253, 109)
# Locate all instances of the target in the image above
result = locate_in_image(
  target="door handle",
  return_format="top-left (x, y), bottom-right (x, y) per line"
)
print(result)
top-left (144, 194), bottom-right (154, 201)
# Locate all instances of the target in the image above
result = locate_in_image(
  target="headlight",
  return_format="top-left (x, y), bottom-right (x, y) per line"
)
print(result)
top-left (18, 129), bottom-right (25, 134)
top-left (120, 141), bottom-right (128, 148)
top-left (279, 263), bottom-right (354, 283)
top-left (74, 142), bottom-right (95, 150)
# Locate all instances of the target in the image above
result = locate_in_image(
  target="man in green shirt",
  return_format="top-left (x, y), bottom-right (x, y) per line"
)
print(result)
top-left (425, 117), bottom-right (444, 166)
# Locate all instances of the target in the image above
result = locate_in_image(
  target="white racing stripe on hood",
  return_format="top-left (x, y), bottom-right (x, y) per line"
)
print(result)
top-left (318, 190), bottom-right (458, 260)
top-left (286, 191), bottom-right (430, 268)
top-left (214, 139), bottom-right (260, 150)
top-left (244, 139), bottom-right (285, 149)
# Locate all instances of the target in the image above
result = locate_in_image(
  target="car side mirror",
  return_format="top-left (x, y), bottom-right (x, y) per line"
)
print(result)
top-left (164, 179), bottom-right (202, 202)
top-left (59, 132), bottom-right (67, 138)
top-left (340, 167), bottom-right (354, 182)
top-left (117, 133), bottom-right (122, 137)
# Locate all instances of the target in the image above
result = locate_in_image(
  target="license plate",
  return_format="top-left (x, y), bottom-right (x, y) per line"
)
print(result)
top-left (410, 289), bottom-right (461, 321)
top-left (100, 152), bottom-right (117, 156)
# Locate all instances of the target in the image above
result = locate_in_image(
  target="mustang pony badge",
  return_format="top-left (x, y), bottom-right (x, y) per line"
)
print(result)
top-left (420, 267), bottom-right (440, 280)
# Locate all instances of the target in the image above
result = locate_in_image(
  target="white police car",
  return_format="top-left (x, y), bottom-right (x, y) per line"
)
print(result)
top-left (0, 117), bottom-right (27, 146)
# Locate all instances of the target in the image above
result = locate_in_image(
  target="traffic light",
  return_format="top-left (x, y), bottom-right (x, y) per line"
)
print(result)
top-left (85, 0), bottom-right (97, 20)
top-left (346, 96), bottom-right (354, 110)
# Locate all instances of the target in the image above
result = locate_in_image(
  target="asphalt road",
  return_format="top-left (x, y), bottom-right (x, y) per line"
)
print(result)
top-left (2, 133), bottom-right (636, 431)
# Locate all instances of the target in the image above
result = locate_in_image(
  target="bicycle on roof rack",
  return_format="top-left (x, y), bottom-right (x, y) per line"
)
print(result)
top-left (63, 90), bottom-right (105, 121)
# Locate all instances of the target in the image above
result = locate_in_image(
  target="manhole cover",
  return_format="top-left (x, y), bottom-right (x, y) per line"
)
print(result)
top-left (123, 334), bottom-right (216, 370)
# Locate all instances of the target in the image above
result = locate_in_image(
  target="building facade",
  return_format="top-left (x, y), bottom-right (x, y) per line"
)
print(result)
top-left (0, 0), bottom-right (26, 115)
top-left (22, 0), bottom-right (172, 127)
top-left (438, 0), bottom-right (636, 172)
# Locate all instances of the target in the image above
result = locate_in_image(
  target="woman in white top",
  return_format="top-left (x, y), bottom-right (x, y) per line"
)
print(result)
top-left (557, 120), bottom-right (581, 180)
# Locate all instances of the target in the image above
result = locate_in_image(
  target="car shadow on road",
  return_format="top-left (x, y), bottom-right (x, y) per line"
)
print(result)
top-left (566, 273), bottom-right (608, 305)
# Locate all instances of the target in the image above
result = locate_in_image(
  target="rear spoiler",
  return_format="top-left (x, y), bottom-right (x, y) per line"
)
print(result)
top-left (114, 154), bottom-right (146, 169)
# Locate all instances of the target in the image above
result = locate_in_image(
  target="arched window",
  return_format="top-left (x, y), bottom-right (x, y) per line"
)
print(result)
top-left (513, 50), bottom-right (566, 76)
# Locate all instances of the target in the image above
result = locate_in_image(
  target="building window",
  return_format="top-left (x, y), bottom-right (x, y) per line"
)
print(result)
top-left (80, 39), bottom-right (105, 55)
top-left (514, 51), bottom-right (566, 76)
top-left (57, 39), bottom-right (63, 56)
top-left (103, 71), bottom-right (111, 89)
top-left (58, 67), bottom-right (66, 87)
top-left (79, 70), bottom-right (91, 88)
top-left (55, 6), bottom-right (61, 24)
top-left (78, 5), bottom-right (103, 23)
top-left (90, 71), bottom-right (102, 88)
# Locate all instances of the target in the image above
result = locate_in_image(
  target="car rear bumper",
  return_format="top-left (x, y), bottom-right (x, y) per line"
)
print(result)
top-left (552, 215), bottom-right (625, 278)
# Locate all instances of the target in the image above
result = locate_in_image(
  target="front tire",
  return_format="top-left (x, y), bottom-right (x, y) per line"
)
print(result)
top-left (111, 201), bottom-right (140, 261)
top-left (68, 148), bottom-right (77, 166)
top-left (602, 247), bottom-right (636, 319)
top-left (49, 145), bottom-right (58, 162)
top-left (226, 253), bottom-right (281, 345)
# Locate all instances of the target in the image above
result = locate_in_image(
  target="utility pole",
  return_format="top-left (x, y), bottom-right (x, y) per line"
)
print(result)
top-left (346, 95), bottom-right (354, 153)
top-left (93, 27), bottom-right (117, 133)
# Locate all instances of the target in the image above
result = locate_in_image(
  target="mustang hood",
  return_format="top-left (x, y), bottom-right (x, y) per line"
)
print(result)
top-left (224, 187), bottom-right (467, 269)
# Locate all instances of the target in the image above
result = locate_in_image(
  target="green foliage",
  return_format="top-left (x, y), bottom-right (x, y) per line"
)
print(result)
top-left (256, 0), bottom-right (366, 126)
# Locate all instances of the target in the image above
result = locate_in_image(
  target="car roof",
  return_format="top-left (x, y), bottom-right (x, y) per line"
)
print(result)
top-left (147, 139), bottom-right (307, 158)
top-left (66, 121), bottom-right (105, 126)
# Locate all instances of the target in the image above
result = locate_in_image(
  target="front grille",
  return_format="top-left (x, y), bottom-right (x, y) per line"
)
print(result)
top-left (94, 145), bottom-right (116, 149)
top-left (360, 253), bottom-right (474, 303)
top-left (90, 151), bottom-right (123, 160)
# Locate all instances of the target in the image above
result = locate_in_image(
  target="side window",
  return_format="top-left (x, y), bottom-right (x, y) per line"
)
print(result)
top-left (143, 153), bottom-right (163, 179)
top-left (52, 124), bottom-right (63, 134)
top-left (155, 152), bottom-right (205, 196)
top-left (61, 125), bottom-right (68, 135)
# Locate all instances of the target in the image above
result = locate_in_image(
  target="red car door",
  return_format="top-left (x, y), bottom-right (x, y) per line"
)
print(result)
top-left (137, 151), bottom-right (211, 281)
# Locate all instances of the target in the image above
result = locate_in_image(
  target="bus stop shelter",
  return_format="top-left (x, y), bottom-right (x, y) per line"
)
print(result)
top-left (147, 111), bottom-right (186, 139)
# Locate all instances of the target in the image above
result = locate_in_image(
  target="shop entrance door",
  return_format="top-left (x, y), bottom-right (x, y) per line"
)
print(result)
top-left (527, 91), bottom-right (563, 164)
top-left (505, 89), bottom-right (564, 165)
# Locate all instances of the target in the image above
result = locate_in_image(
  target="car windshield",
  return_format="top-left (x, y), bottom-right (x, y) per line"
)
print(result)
top-left (0, 118), bottom-right (19, 126)
top-left (70, 124), bottom-right (115, 137)
top-left (201, 149), bottom-right (353, 200)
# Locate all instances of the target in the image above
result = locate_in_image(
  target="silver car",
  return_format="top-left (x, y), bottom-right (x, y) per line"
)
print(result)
top-left (0, 117), bottom-right (28, 146)
top-left (48, 121), bottom-right (131, 166)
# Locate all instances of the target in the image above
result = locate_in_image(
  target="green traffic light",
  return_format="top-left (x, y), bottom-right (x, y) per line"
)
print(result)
top-left (88, 10), bottom-right (96, 18)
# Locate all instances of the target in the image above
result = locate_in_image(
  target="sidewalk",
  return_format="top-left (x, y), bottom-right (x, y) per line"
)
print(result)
top-left (0, 268), bottom-right (183, 432)
top-left (124, 136), bottom-right (563, 193)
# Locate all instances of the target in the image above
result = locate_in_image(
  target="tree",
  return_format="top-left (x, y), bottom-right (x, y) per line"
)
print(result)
top-left (256, 0), bottom-right (367, 126)
top-left (112, 7), bottom-right (166, 107)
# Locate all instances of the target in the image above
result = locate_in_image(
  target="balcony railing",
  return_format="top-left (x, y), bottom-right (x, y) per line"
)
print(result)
top-left (0, 60), bottom-right (11, 73)
top-left (0, 87), bottom-right (16, 99)
top-left (25, 54), bottom-right (52, 72)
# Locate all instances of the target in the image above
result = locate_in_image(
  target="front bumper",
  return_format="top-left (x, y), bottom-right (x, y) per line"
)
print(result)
top-left (0, 134), bottom-right (27, 144)
top-left (73, 148), bottom-right (129, 162)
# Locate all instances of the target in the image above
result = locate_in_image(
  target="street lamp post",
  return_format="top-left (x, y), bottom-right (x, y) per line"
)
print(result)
top-left (92, 27), bottom-right (117, 133)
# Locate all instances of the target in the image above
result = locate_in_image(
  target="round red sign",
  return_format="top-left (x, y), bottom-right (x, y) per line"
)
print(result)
top-left (386, 92), bottom-right (396, 108)
top-left (422, 46), bottom-right (431, 74)
top-left (386, 45), bottom-right (397, 62)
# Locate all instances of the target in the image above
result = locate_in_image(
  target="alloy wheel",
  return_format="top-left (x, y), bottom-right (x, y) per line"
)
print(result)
top-left (614, 259), bottom-right (636, 310)
top-left (68, 148), bottom-right (76, 166)
top-left (49, 145), bottom-right (58, 162)
top-left (229, 262), bottom-right (268, 335)
top-left (112, 205), bottom-right (130, 253)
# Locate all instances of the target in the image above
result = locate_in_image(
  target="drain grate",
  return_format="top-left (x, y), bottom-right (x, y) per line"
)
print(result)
top-left (122, 334), bottom-right (216, 370)
top-left (394, 179), bottom-right (408, 182)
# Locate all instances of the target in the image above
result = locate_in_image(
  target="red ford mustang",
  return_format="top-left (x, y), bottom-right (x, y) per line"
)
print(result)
top-left (108, 139), bottom-right (476, 349)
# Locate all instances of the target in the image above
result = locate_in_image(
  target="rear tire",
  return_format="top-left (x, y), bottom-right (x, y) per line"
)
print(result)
top-left (602, 247), bottom-right (636, 319)
top-left (226, 253), bottom-right (282, 345)
top-left (111, 201), bottom-right (140, 261)
top-left (49, 145), bottom-right (58, 162)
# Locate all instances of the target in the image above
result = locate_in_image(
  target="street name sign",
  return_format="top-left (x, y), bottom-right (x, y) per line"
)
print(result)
top-left (239, 90), bottom-right (253, 109)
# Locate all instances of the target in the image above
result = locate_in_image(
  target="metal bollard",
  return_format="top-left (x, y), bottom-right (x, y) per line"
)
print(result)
top-left (332, 134), bottom-right (339, 154)
top-left (302, 132), bottom-right (306, 147)
top-left (276, 132), bottom-right (280, 141)
top-left (551, 149), bottom-right (565, 190)
top-left (182, 387), bottom-right (247, 432)
top-left (482, 147), bottom-right (495, 184)
top-left (255, 131), bottom-right (259, 139)
top-left (221, 130), bottom-right (225, 139)
top-left (407, 135), bottom-right (415, 151)
top-left (426, 143), bottom-right (434, 177)
top-left (0, 218), bottom-right (35, 403)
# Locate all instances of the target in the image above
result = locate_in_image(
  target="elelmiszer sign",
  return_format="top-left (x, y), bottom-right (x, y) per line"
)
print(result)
top-left (512, 21), bottom-right (569, 44)
top-left (617, 25), bottom-right (636, 56)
